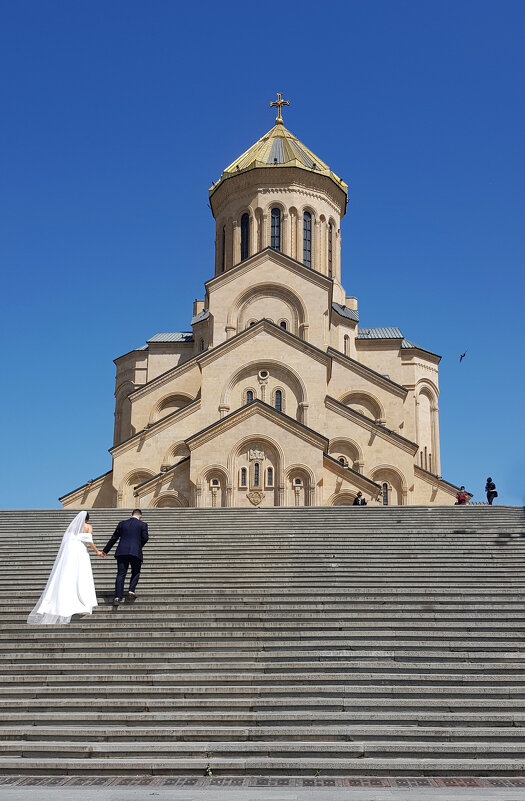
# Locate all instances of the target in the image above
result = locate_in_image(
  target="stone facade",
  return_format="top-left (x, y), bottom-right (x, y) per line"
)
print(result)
top-left (61, 113), bottom-right (459, 509)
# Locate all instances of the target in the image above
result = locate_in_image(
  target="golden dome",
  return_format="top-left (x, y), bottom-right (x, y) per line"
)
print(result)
top-left (209, 124), bottom-right (348, 198)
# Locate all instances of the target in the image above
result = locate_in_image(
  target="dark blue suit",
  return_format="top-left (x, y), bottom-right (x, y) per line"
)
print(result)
top-left (103, 517), bottom-right (149, 598)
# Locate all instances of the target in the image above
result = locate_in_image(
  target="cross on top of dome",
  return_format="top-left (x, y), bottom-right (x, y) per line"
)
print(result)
top-left (269, 92), bottom-right (290, 126)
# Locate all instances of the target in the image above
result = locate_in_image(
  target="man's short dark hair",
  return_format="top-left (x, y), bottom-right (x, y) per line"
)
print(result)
top-left (132, 508), bottom-right (142, 516)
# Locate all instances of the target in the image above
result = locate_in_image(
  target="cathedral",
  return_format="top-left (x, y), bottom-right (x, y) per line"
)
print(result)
top-left (61, 95), bottom-right (459, 510)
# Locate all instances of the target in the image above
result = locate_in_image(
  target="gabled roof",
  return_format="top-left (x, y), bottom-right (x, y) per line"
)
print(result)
top-left (210, 124), bottom-right (347, 199)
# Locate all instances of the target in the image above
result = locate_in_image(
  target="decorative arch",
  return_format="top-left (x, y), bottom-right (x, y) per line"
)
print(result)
top-left (328, 437), bottom-right (364, 471)
top-left (328, 491), bottom-right (357, 506)
top-left (118, 468), bottom-right (156, 508)
top-left (369, 464), bottom-right (408, 505)
top-left (161, 441), bottom-right (190, 470)
top-left (228, 435), bottom-right (284, 507)
top-left (196, 464), bottom-right (230, 508)
top-left (114, 380), bottom-right (135, 445)
top-left (227, 282), bottom-right (308, 339)
top-left (339, 391), bottom-right (385, 423)
top-left (152, 491), bottom-right (189, 508)
top-left (285, 464), bottom-right (316, 507)
top-left (220, 359), bottom-right (307, 422)
top-left (415, 379), bottom-right (440, 474)
top-left (149, 393), bottom-right (195, 424)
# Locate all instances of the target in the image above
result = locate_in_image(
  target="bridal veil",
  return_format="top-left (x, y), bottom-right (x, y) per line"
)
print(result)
top-left (27, 510), bottom-right (98, 625)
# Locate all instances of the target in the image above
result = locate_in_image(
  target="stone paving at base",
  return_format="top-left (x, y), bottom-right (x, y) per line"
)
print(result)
top-left (2, 777), bottom-right (525, 800)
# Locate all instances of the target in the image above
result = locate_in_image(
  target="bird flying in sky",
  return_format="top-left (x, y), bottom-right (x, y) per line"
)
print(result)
top-left (459, 351), bottom-right (467, 363)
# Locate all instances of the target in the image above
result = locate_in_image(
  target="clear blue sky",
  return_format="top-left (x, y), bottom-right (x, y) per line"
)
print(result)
top-left (1, 0), bottom-right (524, 508)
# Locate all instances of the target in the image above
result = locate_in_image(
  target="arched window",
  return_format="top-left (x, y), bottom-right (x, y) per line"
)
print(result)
top-left (199, 339), bottom-right (205, 352)
top-left (338, 456), bottom-right (347, 467)
top-left (344, 335), bottom-right (350, 356)
top-left (221, 225), bottom-right (226, 272)
top-left (382, 482), bottom-right (389, 506)
top-left (211, 479), bottom-right (219, 487)
top-left (328, 223), bottom-right (333, 276)
top-left (303, 211), bottom-right (312, 268)
top-left (279, 320), bottom-right (287, 330)
top-left (240, 213), bottom-right (250, 261)
top-left (274, 389), bottom-right (282, 412)
top-left (249, 321), bottom-right (256, 327)
top-left (266, 467), bottom-right (273, 487)
top-left (240, 468), bottom-right (247, 487)
top-left (294, 477), bottom-right (302, 485)
top-left (271, 207), bottom-right (281, 251)
top-left (246, 390), bottom-right (254, 405)
top-left (254, 462), bottom-right (260, 486)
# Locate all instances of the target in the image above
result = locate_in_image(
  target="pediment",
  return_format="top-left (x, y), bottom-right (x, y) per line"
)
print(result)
top-left (186, 399), bottom-right (328, 452)
top-left (205, 247), bottom-right (332, 293)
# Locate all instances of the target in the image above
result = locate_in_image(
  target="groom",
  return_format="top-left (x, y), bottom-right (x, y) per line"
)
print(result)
top-left (101, 509), bottom-right (149, 605)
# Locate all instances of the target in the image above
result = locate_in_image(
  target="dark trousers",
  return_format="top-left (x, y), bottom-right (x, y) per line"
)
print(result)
top-left (115, 556), bottom-right (142, 598)
top-left (487, 492), bottom-right (497, 505)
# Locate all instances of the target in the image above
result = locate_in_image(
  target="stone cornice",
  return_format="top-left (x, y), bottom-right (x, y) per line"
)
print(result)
top-left (401, 346), bottom-right (441, 364)
top-left (325, 396), bottom-right (418, 455)
top-left (327, 348), bottom-right (408, 398)
top-left (414, 465), bottom-right (461, 495)
top-left (198, 318), bottom-right (331, 370)
top-left (109, 399), bottom-right (201, 456)
top-left (323, 454), bottom-right (380, 490)
top-left (186, 399), bottom-right (328, 452)
top-left (205, 247), bottom-right (333, 293)
top-left (210, 166), bottom-right (347, 217)
top-left (59, 470), bottom-right (113, 503)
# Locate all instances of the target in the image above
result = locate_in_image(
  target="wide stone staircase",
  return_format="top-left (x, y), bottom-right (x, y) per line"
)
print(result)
top-left (0, 505), bottom-right (525, 776)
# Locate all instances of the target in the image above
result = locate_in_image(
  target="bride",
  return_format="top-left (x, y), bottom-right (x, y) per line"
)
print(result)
top-left (27, 511), bottom-right (104, 625)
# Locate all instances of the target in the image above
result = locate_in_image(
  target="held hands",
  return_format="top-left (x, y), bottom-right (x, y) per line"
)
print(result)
top-left (97, 551), bottom-right (107, 558)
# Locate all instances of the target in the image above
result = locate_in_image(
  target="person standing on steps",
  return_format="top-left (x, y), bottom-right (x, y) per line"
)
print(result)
top-left (353, 492), bottom-right (367, 506)
top-left (27, 511), bottom-right (104, 625)
top-left (485, 478), bottom-right (498, 505)
top-left (101, 509), bottom-right (149, 606)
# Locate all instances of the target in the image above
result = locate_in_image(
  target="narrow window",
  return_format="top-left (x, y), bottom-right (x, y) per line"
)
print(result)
top-left (338, 456), bottom-right (347, 467)
top-left (279, 320), bottom-right (287, 330)
top-left (267, 467), bottom-right (273, 487)
top-left (221, 225), bottom-right (226, 272)
top-left (382, 482), bottom-right (389, 506)
top-left (199, 339), bottom-right (205, 352)
top-left (211, 479), bottom-right (219, 486)
top-left (429, 453), bottom-right (432, 473)
top-left (240, 213), bottom-right (250, 261)
top-left (303, 211), bottom-right (312, 268)
top-left (246, 390), bottom-right (254, 405)
top-left (344, 335), bottom-right (350, 356)
top-left (328, 222), bottom-right (333, 276)
top-left (271, 207), bottom-right (281, 251)
top-left (254, 462), bottom-right (260, 486)
top-left (240, 468), bottom-right (247, 487)
top-left (294, 478), bottom-right (302, 485)
top-left (274, 389), bottom-right (282, 412)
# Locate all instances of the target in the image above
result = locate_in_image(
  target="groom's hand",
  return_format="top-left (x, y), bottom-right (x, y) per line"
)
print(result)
top-left (100, 552), bottom-right (107, 558)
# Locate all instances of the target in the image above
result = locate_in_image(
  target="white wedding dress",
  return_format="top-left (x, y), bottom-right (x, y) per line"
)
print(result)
top-left (27, 511), bottom-right (98, 625)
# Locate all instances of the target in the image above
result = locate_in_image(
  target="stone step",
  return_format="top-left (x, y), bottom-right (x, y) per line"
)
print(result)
top-left (2, 755), bottom-right (525, 776)
top-left (3, 739), bottom-right (525, 759)
top-left (1, 506), bottom-right (524, 776)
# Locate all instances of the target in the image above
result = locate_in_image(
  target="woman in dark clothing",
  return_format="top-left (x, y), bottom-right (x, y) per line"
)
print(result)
top-left (485, 477), bottom-right (497, 505)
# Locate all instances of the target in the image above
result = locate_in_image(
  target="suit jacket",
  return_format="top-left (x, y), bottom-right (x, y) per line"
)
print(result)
top-left (103, 517), bottom-right (149, 561)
